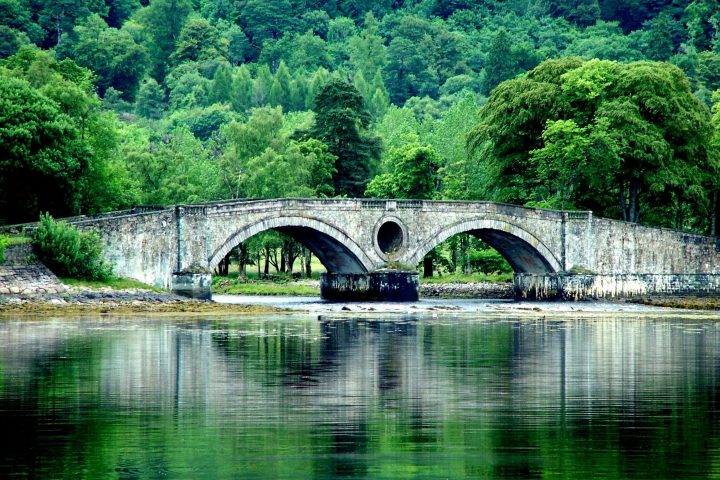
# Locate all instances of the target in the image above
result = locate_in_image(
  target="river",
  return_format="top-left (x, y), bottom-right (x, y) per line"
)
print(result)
top-left (1, 298), bottom-right (720, 479)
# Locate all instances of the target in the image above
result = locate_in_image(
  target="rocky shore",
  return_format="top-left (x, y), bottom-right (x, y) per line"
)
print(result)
top-left (0, 286), bottom-right (291, 315)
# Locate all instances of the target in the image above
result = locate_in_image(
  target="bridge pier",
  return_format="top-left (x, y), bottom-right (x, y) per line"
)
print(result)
top-left (321, 271), bottom-right (419, 302)
top-left (171, 272), bottom-right (212, 300)
top-left (514, 273), bottom-right (720, 300)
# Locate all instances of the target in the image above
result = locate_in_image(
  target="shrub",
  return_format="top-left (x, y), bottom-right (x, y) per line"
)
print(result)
top-left (0, 235), bottom-right (7, 264)
top-left (32, 213), bottom-right (112, 280)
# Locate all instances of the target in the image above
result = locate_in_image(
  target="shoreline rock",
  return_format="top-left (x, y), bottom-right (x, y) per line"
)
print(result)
top-left (0, 286), bottom-right (291, 315)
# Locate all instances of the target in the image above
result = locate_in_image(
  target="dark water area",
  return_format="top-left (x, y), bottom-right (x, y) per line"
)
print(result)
top-left (1, 313), bottom-right (720, 479)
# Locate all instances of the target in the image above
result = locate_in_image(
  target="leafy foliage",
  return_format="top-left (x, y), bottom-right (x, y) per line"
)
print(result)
top-left (468, 58), bottom-right (717, 231)
top-left (3, 0), bottom-right (720, 275)
top-left (32, 213), bottom-right (111, 280)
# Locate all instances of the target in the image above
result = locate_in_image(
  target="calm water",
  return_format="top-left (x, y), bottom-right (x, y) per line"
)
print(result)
top-left (2, 313), bottom-right (720, 479)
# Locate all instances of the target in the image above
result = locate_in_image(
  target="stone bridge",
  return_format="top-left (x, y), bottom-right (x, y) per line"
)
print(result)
top-left (57, 198), bottom-right (720, 300)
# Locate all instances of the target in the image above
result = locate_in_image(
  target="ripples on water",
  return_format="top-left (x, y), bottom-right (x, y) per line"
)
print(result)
top-left (1, 313), bottom-right (720, 479)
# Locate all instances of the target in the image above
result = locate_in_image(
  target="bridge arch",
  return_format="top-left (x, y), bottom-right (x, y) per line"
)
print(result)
top-left (208, 215), bottom-right (374, 274)
top-left (405, 218), bottom-right (561, 273)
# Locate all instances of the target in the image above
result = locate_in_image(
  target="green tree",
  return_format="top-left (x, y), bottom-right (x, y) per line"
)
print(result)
top-left (223, 24), bottom-right (250, 65)
top-left (304, 79), bottom-right (381, 197)
top-left (0, 75), bottom-right (89, 222)
top-left (32, 213), bottom-right (111, 280)
top-left (468, 58), bottom-right (717, 230)
top-left (239, 139), bottom-right (336, 199)
top-left (365, 144), bottom-right (440, 199)
top-left (235, 0), bottom-right (294, 60)
top-left (484, 28), bottom-right (516, 95)
top-left (219, 106), bottom-right (285, 198)
top-left (71, 14), bottom-right (146, 98)
top-left (643, 12), bottom-right (674, 61)
top-left (230, 64), bottom-right (253, 112)
top-left (170, 16), bottom-right (223, 66)
top-left (252, 64), bottom-right (273, 106)
top-left (133, 0), bottom-right (191, 80)
top-left (135, 77), bottom-right (164, 119)
top-left (211, 62), bottom-right (233, 104)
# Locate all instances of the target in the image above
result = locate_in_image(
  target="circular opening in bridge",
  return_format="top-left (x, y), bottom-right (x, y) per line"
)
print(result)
top-left (377, 221), bottom-right (404, 255)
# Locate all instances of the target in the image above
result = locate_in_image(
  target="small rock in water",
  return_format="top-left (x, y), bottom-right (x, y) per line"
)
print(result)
top-left (48, 298), bottom-right (66, 305)
top-left (341, 306), bottom-right (351, 311)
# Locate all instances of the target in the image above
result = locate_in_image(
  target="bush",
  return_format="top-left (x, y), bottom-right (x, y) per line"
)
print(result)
top-left (32, 213), bottom-right (112, 280)
top-left (0, 235), bottom-right (7, 264)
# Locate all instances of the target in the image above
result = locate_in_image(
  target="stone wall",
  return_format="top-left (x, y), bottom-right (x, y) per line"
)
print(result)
top-left (74, 209), bottom-right (178, 288)
top-left (586, 218), bottom-right (720, 274)
top-left (0, 244), bottom-right (66, 295)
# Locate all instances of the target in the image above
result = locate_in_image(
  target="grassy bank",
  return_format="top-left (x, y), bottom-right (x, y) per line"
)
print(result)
top-left (60, 276), bottom-right (167, 292)
top-left (213, 272), bottom-right (320, 295)
top-left (211, 271), bottom-right (513, 296)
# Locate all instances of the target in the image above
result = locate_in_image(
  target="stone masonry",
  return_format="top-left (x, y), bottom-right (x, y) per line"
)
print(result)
top-left (23, 198), bottom-right (720, 299)
top-left (0, 244), bottom-right (66, 295)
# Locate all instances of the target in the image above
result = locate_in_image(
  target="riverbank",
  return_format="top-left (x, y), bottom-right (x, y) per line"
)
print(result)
top-left (625, 296), bottom-right (720, 311)
top-left (0, 287), bottom-right (292, 316)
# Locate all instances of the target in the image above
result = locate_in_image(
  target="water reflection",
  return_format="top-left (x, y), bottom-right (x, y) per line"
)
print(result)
top-left (1, 315), bottom-right (720, 479)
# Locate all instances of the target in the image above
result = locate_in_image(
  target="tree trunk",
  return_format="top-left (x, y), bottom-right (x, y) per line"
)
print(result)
top-left (712, 191), bottom-right (718, 236)
top-left (629, 177), bottom-right (639, 223)
top-left (423, 256), bottom-right (433, 278)
top-left (280, 246), bottom-right (286, 273)
top-left (451, 240), bottom-right (458, 273)
top-left (263, 246), bottom-right (270, 275)
top-left (619, 178), bottom-right (627, 221)
top-left (304, 250), bottom-right (312, 278)
top-left (216, 251), bottom-right (231, 276)
top-left (269, 248), bottom-right (280, 273)
top-left (238, 244), bottom-right (248, 277)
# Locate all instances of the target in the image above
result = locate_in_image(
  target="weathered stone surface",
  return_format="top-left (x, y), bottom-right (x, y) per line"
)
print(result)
top-left (0, 244), bottom-right (68, 295)
top-left (171, 272), bottom-right (212, 300)
top-left (30, 199), bottom-right (720, 299)
top-left (514, 273), bottom-right (720, 300)
top-left (321, 271), bottom-right (419, 301)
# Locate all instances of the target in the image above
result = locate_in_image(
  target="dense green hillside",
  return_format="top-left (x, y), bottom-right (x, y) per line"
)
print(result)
top-left (1, 0), bottom-right (719, 275)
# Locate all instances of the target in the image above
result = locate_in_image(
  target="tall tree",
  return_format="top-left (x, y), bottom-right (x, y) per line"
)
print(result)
top-left (365, 144), bottom-right (440, 199)
top-left (484, 29), bottom-right (516, 95)
top-left (71, 14), bottom-right (146, 98)
top-left (468, 58), bottom-right (717, 231)
top-left (134, 0), bottom-right (191, 80)
top-left (0, 75), bottom-right (89, 222)
top-left (230, 64), bottom-right (253, 112)
top-left (304, 79), bottom-right (380, 197)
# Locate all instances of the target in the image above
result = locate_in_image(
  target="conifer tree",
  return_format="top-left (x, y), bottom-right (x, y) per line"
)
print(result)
top-left (305, 79), bottom-right (381, 197)
top-left (230, 65), bottom-right (253, 112)
top-left (252, 64), bottom-right (273, 106)
top-left (211, 63), bottom-right (233, 104)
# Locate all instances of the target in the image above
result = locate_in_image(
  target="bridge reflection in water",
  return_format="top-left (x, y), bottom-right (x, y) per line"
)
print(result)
top-left (1, 314), bottom-right (719, 478)
top-left (46, 198), bottom-right (720, 300)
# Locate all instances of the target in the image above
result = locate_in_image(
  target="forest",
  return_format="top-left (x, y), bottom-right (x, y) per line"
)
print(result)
top-left (1, 0), bottom-right (720, 278)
